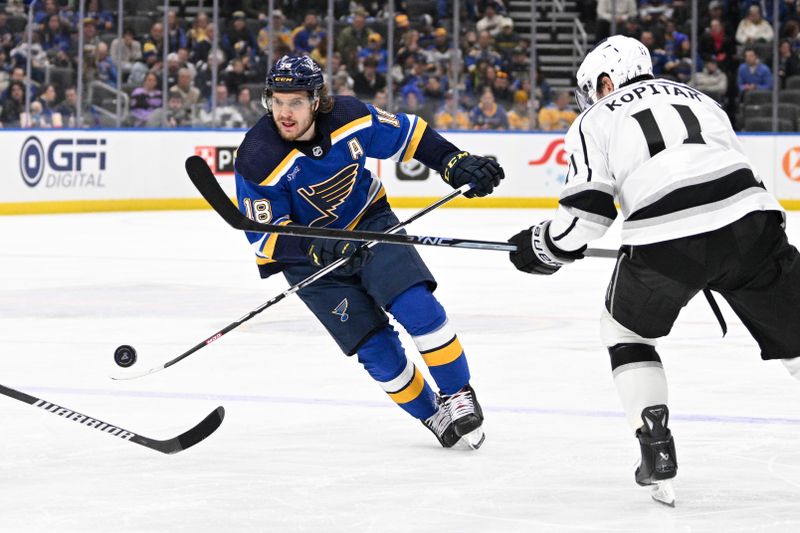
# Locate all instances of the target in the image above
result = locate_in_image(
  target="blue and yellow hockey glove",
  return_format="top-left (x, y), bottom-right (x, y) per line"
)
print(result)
top-left (307, 238), bottom-right (372, 275)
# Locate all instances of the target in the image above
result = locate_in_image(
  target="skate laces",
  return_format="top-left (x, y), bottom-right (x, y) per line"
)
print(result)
top-left (444, 387), bottom-right (475, 421)
top-left (424, 406), bottom-right (452, 437)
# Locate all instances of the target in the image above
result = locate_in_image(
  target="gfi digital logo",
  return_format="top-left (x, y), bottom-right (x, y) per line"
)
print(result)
top-left (195, 146), bottom-right (237, 174)
top-left (20, 136), bottom-right (107, 188)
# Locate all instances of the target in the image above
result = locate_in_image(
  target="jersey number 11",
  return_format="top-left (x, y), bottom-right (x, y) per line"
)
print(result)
top-left (631, 104), bottom-right (705, 158)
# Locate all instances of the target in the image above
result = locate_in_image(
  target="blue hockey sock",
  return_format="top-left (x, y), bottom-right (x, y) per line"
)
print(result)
top-left (388, 283), bottom-right (470, 395)
top-left (357, 326), bottom-right (437, 420)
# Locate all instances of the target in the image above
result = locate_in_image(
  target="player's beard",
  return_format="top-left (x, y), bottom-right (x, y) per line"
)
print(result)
top-left (275, 113), bottom-right (316, 142)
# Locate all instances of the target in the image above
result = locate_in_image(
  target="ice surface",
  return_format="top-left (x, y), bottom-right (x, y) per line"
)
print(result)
top-left (1, 207), bottom-right (799, 532)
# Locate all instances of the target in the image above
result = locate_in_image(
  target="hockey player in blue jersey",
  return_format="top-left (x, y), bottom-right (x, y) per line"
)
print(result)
top-left (234, 55), bottom-right (504, 448)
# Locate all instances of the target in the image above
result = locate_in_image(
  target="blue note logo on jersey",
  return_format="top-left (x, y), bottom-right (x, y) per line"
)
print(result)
top-left (332, 298), bottom-right (350, 322)
top-left (298, 163), bottom-right (358, 226)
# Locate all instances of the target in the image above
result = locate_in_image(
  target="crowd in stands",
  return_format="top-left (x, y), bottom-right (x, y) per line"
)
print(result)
top-left (586, 0), bottom-right (800, 130)
top-left (2, 0), bottom-right (799, 131)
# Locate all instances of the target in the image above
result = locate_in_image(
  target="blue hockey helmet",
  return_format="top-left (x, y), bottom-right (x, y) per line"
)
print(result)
top-left (262, 55), bottom-right (325, 110)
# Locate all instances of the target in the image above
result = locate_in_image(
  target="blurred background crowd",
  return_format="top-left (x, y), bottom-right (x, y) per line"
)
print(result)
top-left (0, 0), bottom-right (796, 131)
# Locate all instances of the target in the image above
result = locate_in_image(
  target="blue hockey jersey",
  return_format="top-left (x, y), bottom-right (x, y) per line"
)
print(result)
top-left (234, 95), bottom-right (458, 277)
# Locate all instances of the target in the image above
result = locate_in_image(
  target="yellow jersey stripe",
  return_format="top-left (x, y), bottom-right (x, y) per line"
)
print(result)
top-left (331, 115), bottom-right (372, 145)
top-left (387, 367), bottom-right (425, 404)
top-left (260, 219), bottom-right (293, 259)
top-left (260, 149), bottom-right (301, 186)
top-left (401, 118), bottom-right (427, 163)
top-left (421, 337), bottom-right (464, 367)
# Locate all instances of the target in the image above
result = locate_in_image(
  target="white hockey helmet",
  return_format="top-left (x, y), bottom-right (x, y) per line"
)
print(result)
top-left (575, 36), bottom-right (653, 111)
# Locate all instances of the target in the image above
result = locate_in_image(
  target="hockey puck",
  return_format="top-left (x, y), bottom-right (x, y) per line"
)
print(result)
top-left (114, 345), bottom-right (137, 368)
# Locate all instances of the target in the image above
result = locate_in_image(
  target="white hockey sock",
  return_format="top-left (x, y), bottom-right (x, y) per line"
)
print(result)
top-left (613, 362), bottom-right (668, 432)
top-left (782, 357), bottom-right (800, 380)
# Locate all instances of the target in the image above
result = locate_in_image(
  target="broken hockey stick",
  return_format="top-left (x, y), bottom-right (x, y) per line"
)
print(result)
top-left (0, 383), bottom-right (224, 454)
top-left (110, 171), bottom-right (472, 381)
top-left (184, 156), bottom-right (616, 258)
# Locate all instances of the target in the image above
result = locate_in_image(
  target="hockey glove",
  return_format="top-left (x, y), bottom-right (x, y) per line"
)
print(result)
top-left (508, 220), bottom-right (586, 275)
top-left (442, 151), bottom-right (504, 198)
top-left (307, 238), bottom-right (372, 275)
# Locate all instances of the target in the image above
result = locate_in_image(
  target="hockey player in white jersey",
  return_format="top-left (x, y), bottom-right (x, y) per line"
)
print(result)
top-left (508, 35), bottom-right (800, 506)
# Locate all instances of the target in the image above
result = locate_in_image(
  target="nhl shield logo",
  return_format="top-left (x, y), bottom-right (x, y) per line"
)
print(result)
top-left (312, 146), bottom-right (323, 157)
top-left (332, 298), bottom-right (349, 322)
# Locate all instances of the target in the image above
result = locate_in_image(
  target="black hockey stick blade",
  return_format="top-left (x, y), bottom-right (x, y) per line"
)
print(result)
top-left (0, 383), bottom-right (224, 455)
top-left (185, 155), bottom-right (618, 257)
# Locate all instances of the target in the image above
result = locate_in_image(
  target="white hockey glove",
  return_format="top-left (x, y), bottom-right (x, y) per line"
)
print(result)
top-left (508, 220), bottom-right (585, 275)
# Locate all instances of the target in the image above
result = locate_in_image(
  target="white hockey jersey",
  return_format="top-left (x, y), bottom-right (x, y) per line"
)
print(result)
top-left (549, 78), bottom-right (784, 251)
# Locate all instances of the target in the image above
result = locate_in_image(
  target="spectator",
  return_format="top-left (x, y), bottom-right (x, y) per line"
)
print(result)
top-left (737, 47), bottom-right (774, 96)
top-left (693, 57), bottom-right (728, 99)
top-left (337, 8), bottom-right (374, 70)
top-left (55, 86), bottom-right (79, 126)
top-left (421, 76), bottom-right (445, 119)
top-left (736, 5), bottom-right (774, 45)
top-left (222, 11), bottom-right (256, 61)
top-left (128, 42), bottom-right (159, 86)
top-left (130, 72), bottom-right (162, 126)
top-left (778, 39), bottom-right (800, 87)
top-left (492, 70), bottom-right (515, 110)
top-left (200, 84), bottom-right (246, 128)
top-left (397, 90), bottom-right (431, 124)
top-left (110, 28), bottom-right (142, 71)
top-left (0, 11), bottom-right (15, 56)
top-left (353, 57), bottom-right (386, 99)
top-left (466, 30), bottom-right (503, 74)
top-left (639, 0), bottom-right (674, 30)
top-left (310, 36), bottom-right (328, 68)
top-left (166, 11), bottom-right (188, 52)
top-left (21, 99), bottom-right (62, 127)
top-left (292, 13), bottom-right (325, 55)
top-left (40, 14), bottom-right (71, 56)
top-left (222, 57), bottom-right (248, 97)
top-left (372, 88), bottom-right (389, 109)
top-left (392, 14), bottom-right (411, 53)
top-left (256, 9), bottom-right (293, 55)
top-left (538, 90), bottom-right (577, 131)
top-left (144, 22), bottom-right (165, 59)
top-left (476, 2), bottom-right (514, 37)
top-left (507, 89), bottom-right (533, 130)
top-left (234, 86), bottom-right (261, 127)
top-left (357, 33), bottom-right (388, 75)
top-left (435, 90), bottom-right (471, 130)
top-left (701, 0), bottom-right (735, 36)
top-left (146, 90), bottom-right (190, 127)
top-left (0, 79), bottom-right (24, 126)
top-left (190, 23), bottom-right (216, 64)
top-left (187, 11), bottom-right (210, 47)
top-left (699, 18), bottom-right (737, 74)
top-left (170, 67), bottom-right (200, 111)
top-left (84, 0), bottom-right (113, 33)
top-left (94, 42), bottom-right (118, 88)
top-left (37, 83), bottom-right (58, 114)
top-left (596, 0), bottom-right (638, 43)
top-left (425, 27), bottom-right (454, 74)
top-left (494, 20), bottom-right (519, 59)
top-left (470, 87), bottom-right (509, 130)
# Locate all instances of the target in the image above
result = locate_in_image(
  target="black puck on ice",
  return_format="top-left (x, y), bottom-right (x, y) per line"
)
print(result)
top-left (114, 345), bottom-right (137, 367)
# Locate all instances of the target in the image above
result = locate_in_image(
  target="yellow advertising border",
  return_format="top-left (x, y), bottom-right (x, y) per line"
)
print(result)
top-left (2, 197), bottom-right (800, 215)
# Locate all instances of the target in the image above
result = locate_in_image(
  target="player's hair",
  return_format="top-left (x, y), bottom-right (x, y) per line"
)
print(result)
top-left (619, 73), bottom-right (655, 89)
top-left (317, 84), bottom-right (334, 114)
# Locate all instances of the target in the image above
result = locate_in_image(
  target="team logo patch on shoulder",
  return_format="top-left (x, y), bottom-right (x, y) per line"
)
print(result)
top-left (332, 298), bottom-right (350, 322)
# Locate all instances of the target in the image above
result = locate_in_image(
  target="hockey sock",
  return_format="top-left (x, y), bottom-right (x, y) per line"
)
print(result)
top-left (357, 325), bottom-right (438, 420)
top-left (610, 343), bottom-right (668, 432)
top-left (388, 283), bottom-right (470, 395)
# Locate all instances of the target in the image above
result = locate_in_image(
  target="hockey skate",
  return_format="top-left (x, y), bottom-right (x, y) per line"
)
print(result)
top-left (634, 404), bottom-right (677, 507)
top-left (422, 403), bottom-right (460, 448)
top-left (441, 384), bottom-right (485, 450)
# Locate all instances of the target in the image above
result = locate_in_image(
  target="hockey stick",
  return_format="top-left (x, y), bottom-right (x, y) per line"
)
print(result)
top-left (0, 383), bottom-right (224, 454)
top-left (110, 177), bottom-right (472, 381)
top-left (185, 155), bottom-right (616, 257)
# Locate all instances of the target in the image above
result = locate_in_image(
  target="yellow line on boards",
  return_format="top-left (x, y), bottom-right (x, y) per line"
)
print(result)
top-left (4, 197), bottom-right (800, 215)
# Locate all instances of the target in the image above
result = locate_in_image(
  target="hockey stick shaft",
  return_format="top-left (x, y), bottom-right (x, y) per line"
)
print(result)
top-left (0, 383), bottom-right (224, 454)
top-left (185, 156), bottom-right (615, 256)
top-left (112, 180), bottom-right (471, 381)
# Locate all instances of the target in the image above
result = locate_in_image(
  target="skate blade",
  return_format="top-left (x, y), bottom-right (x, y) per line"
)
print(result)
top-left (456, 427), bottom-right (485, 450)
top-left (650, 480), bottom-right (676, 507)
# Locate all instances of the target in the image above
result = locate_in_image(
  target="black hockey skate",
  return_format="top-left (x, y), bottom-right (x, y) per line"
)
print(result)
top-left (422, 403), bottom-right (460, 448)
top-left (635, 405), bottom-right (677, 506)
top-left (441, 384), bottom-right (485, 449)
